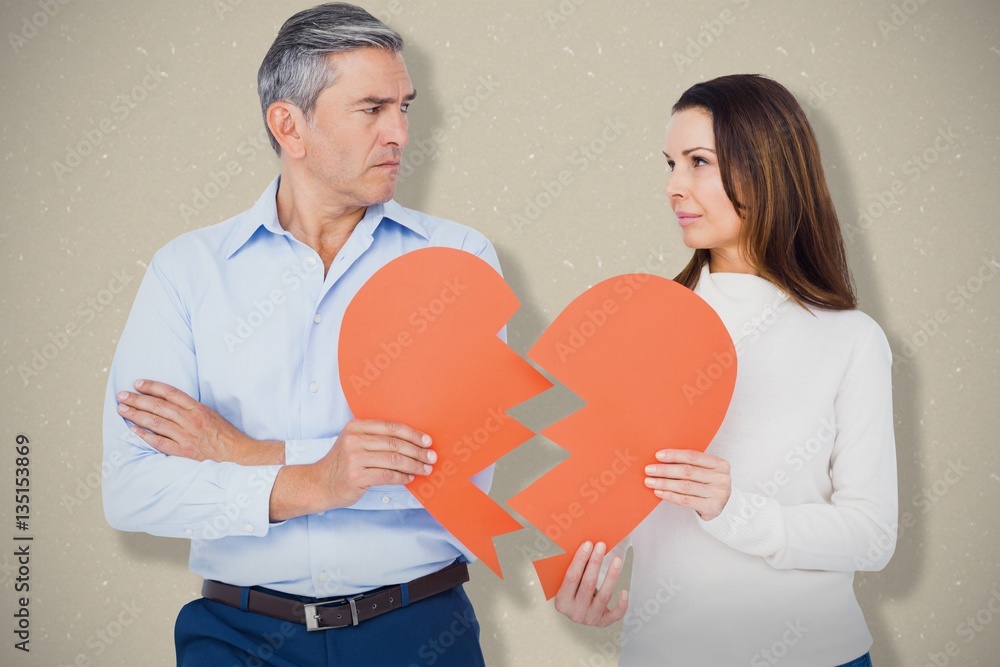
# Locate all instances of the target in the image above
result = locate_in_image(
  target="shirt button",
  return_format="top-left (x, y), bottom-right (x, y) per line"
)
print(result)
top-left (381, 496), bottom-right (390, 504)
top-left (313, 314), bottom-right (322, 324)
top-left (184, 528), bottom-right (192, 537)
top-left (306, 257), bottom-right (317, 267)
top-left (319, 572), bottom-right (330, 582)
top-left (243, 523), bottom-right (253, 533)
top-left (309, 383), bottom-right (319, 393)
top-left (317, 510), bottom-right (325, 517)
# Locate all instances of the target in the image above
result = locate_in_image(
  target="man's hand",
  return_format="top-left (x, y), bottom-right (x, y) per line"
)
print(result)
top-left (269, 419), bottom-right (437, 522)
top-left (117, 380), bottom-right (283, 466)
top-left (553, 541), bottom-right (628, 627)
top-left (644, 449), bottom-right (732, 521)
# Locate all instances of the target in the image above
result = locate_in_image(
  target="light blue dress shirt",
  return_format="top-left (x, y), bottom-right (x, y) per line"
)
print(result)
top-left (103, 176), bottom-right (500, 597)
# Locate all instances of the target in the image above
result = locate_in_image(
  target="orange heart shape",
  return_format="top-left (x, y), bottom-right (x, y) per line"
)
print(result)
top-left (508, 273), bottom-right (736, 598)
top-left (340, 250), bottom-right (735, 595)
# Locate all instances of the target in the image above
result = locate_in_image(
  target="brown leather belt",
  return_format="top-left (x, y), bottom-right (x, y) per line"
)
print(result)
top-left (202, 561), bottom-right (469, 631)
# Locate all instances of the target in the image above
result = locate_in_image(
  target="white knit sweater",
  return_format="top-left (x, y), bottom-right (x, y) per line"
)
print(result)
top-left (614, 265), bottom-right (897, 666)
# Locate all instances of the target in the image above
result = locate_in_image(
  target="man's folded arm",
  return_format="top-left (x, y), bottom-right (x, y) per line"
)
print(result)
top-left (102, 249), bottom-right (284, 538)
top-left (100, 250), bottom-right (371, 534)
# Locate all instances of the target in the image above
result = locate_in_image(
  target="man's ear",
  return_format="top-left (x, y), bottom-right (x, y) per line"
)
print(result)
top-left (267, 101), bottom-right (307, 158)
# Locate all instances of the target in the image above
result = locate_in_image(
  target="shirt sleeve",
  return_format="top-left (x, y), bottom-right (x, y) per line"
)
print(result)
top-left (698, 320), bottom-right (898, 571)
top-left (102, 246), bottom-right (282, 539)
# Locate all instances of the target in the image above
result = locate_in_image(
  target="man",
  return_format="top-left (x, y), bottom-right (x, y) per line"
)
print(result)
top-left (103, 4), bottom-right (493, 664)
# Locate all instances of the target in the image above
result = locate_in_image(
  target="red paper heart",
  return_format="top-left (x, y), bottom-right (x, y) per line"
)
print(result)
top-left (339, 247), bottom-right (552, 577)
top-left (507, 273), bottom-right (736, 599)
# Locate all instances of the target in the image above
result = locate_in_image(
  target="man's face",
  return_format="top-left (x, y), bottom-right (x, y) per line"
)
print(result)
top-left (300, 47), bottom-right (414, 208)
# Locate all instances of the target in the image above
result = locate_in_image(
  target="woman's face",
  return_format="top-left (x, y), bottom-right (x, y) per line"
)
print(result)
top-left (663, 108), bottom-right (753, 273)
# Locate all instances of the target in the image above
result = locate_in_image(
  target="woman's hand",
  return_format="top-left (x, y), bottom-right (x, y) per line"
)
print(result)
top-left (645, 449), bottom-right (732, 521)
top-left (553, 541), bottom-right (628, 627)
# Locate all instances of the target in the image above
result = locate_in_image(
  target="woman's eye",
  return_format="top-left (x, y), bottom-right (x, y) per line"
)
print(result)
top-left (693, 156), bottom-right (709, 167)
top-left (666, 160), bottom-right (676, 172)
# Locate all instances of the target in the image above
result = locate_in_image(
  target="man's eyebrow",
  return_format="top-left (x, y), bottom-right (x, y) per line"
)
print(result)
top-left (354, 89), bottom-right (417, 106)
top-left (663, 146), bottom-right (717, 158)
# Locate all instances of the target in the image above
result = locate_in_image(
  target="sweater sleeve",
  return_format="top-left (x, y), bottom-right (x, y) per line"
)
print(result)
top-left (698, 319), bottom-right (898, 571)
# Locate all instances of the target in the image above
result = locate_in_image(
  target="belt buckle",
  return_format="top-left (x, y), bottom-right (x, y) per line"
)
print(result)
top-left (303, 594), bottom-right (363, 631)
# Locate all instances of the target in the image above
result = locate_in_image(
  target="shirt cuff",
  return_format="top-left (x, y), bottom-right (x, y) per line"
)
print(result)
top-left (285, 438), bottom-right (335, 465)
top-left (184, 464), bottom-right (282, 539)
top-left (348, 486), bottom-right (425, 510)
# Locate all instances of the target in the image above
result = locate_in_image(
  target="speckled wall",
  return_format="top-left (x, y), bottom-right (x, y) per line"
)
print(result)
top-left (2, 1), bottom-right (998, 665)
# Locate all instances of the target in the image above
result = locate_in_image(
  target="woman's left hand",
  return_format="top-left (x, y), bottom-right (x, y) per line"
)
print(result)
top-left (644, 449), bottom-right (732, 521)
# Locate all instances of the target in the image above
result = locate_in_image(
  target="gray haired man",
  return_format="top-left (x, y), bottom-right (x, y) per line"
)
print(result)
top-left (103, 4), bottom-right (495, 664)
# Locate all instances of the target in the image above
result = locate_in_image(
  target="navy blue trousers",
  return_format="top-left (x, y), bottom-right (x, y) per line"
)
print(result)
top-left (174, 585), bottom-right (485, 667)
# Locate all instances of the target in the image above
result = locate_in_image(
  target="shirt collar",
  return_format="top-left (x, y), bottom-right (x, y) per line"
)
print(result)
top-left (225, 176), bottom-right (429, 259)
top-left (379, 199), bottom-right (429, 240)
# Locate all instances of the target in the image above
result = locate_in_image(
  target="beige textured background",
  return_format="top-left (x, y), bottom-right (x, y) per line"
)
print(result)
top-left (2, 0), bottom-right (999, 665)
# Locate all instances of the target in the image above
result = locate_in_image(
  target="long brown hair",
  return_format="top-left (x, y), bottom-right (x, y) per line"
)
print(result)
top-left (672, 74), bottom-right (856, 310)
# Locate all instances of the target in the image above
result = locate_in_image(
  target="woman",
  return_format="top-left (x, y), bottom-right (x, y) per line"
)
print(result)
top-left (555, 74), bottom-right (897, 667)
